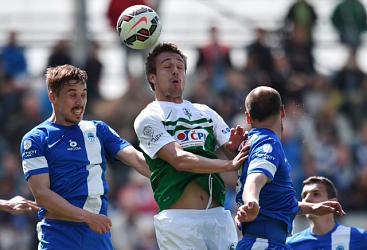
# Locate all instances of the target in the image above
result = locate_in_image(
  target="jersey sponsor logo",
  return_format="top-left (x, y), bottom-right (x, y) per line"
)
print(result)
top-left (263, 143), bottom-right (273, 153)
top-left (68, 140), bottom-right (81, 151)
top-left (255, 153), bottom-right (275, 161)
top-left (22, 150), bottom-right (37, 158)
top-left (336, 246), bottom-right (345, 250)
top-left (87, 132), bottom-right (97, 142)
top-left (24, 139), bottom-right (32, 150)
top-left (175, 129), bottom-right (208, 148)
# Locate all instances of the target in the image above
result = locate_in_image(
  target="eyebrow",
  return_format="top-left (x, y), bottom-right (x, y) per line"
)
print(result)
top-left (161, 57), bottom-right (184, 64)
top-left (66, 87), bottom-right (87, 93)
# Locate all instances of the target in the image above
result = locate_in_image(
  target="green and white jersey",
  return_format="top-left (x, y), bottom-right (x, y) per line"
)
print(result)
top-left (134, 100), bottom-right (231, 211)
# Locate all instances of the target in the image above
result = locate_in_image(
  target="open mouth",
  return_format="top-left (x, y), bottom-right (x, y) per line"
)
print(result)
top-left (72, 108), bottom-right (83, 116)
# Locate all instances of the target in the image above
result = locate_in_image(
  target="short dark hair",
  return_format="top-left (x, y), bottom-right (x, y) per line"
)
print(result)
top-left (245, 86), bottom-right (282, 122)
top-left (303, 176), bottom-right (338, 199)
top-left (145, 42), bottom-right (187, 91)
top-left (45, 64), bottom-right (87, 96)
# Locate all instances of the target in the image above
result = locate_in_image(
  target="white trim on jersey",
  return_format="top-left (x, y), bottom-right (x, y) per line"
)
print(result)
top-left (248, 158), bottom-right (277, 177)
top-left (80, 121), bottom-right (104, 214)
top-left (331, 224), bottom-right (351, 249)
top-left (22, 156), bottom-right (48, 172)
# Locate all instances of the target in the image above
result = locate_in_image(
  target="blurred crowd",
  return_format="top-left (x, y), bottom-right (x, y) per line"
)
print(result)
top-left (1, 0), bottom-right (367, 249)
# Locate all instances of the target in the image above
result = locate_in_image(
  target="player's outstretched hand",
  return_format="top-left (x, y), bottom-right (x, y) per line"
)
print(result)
top-left (310, 201), bottom-right (346, 216)
top-left (235, 201), bottom-right (260, 226)
top-left (226, 126), bottom-right (248, 153)
top-left (7, 196), bottom-right (39, 215)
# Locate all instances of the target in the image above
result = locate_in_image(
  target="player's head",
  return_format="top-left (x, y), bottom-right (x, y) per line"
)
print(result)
top-left (302, 176), bottom-right (338, 200)
top-left (46, 64), bottom-right (88, 126)
top-left (245, 86), bottom-right (284, 130)
top-left (301, 176), bottom-right (338, 220)
top-left (145, 42), bottom-right (187, 92)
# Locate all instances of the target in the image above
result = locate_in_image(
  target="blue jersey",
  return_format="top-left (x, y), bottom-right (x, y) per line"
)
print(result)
top-left (286, 222), bottom-right (367, 250)
top-left (20, 120), bottom-right (130, 220)
top-left (235, 128), bottom-right (298, 235)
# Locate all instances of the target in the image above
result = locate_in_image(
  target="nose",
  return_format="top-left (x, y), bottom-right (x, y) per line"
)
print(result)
top-left (172, 66), bottom-right (179, 75)
top-left (75, 95), bottom-right (86, 105)
top-left (303, 193), bottom-right (312, 203)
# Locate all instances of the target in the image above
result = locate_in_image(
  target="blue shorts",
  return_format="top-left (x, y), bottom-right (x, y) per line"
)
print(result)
top-left (237, 235), bottom-right (293, 250)
top-left (37, 219), bottom-right (112, 250)
top-left (237, 219), bottom-right (293, 250)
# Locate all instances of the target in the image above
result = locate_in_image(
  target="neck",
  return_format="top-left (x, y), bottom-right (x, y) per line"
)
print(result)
top-left (251, 119), bottom-right (282, 139)
top-left (309, 215), bottom-right (336, 236)
top-left (156, 97), bottom-right (184, 104)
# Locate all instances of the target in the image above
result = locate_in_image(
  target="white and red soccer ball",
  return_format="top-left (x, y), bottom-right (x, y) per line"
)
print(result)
top-left (117, 5), bottom-right (162, 50)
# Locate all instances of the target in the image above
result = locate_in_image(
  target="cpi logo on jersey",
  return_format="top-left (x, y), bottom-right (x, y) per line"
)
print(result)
top-left (175, 129), bottom-right (208, 148)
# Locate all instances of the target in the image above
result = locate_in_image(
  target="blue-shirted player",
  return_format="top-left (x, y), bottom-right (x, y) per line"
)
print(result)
top-left (287, 176), bottom-right (367, 250)
top-left (235, 86), bottom-right (346, 250)
top-left (20, 64), bottom-right (151, 250)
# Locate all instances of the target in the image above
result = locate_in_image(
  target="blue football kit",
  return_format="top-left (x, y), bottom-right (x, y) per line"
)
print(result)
top-left (21, 120), bottom-right (131, 250)
top-left (286, 222), bottom-right (367, 250)
top-left (236, 128), bottom-right (298, 249)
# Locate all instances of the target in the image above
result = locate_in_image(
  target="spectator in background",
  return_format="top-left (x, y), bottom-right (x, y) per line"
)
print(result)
top-left (331, 0), bottom-right (367, 51)
top-left (331, 49), bottom-right (366, 130)
top-left (47, 39), bottom-right (72, 68)
top-left (355, 119), bottom-right (367, 169)
top-left (287, 176), bottom-right (367, 249)
top-left (0, 30), bottom-right (29, 89)
top-left (284, 0), bottom-right (318, 47)
top-left (110, 169), bottom-right (158, 250)
top-left (246, 28), bottom-right (274, 77)
top-left (330, 143), bottom-right (357, 210)
top-left (2, 90), bottom-right (45, 152)
top-left (84, 40), bottom-right (103, 116)
top-left (196, 25), bottom-right (233, 93)
top-left (284, 24), bottom-right (315, 74)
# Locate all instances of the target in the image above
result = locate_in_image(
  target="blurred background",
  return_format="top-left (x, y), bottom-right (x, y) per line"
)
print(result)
top-left (1, 0), bottom-right (367, 249)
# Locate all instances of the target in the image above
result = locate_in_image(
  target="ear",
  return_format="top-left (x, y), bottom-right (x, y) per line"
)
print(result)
top-left (49, 91), bottom-right (56, 104)
top-left (281, 105), bottom-right (286, 118)
top-left (245, 111), bottom-right (251, 125)
top-left (330, 197), bottom-right (338, 202)
top-left (148, 74), bottom-right (156, 84)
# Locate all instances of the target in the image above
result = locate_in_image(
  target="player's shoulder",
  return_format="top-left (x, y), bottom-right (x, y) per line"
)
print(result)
top-left (22, 120), bottom-right (50, 140)
top-left (136, 101), bottom-right (162, 117)
top-left (249, 128), bottom-right (280, 147)
top-left (190, 101), bottom-right (209, 110)
top-left (349, 224), bottom-right (367, 238)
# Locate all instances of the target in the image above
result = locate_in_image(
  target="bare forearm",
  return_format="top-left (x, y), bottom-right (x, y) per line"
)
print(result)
top-left (174, 151), bottom-right (235, 173)
top-left (242, 173), bottom-right (267, 204)
top-left (34, 189), bottom-right (90, 222)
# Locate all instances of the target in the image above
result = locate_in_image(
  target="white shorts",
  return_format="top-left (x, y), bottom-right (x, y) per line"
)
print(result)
top-left (154, 207), bottom-right (238, 250)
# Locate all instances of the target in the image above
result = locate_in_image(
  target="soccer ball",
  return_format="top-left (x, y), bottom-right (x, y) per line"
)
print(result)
top-left (117, 5), bottom-right (162, 50)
